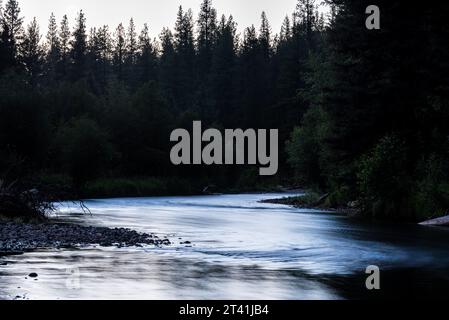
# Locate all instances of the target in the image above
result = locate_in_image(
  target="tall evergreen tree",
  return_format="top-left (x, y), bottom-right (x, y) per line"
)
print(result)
top-left (259, 12), bottom-right (272, 58)
top-left (112, 23), bottom-right (126, 81)
top-left (70, 10), bottom-right (88, 80)
top-left (126, 18), bottom-right (137, 63)
top-left (210, 14), bottom-right (237, 125)
top-left (237, 25), bottom-right (259, 126)
top-left (197, 0), bottom-right (217, 69)
top-left (0, 0), bottom-right (23, 67)
top-left (196, 0), bottom-right (218, 121)
top-left (173, 6), bottom-right (196, 111)
top-left (44, 12), bottom-right (61, 83)
top-left (46, 13), bottom-right (59, 54)
top-left (21, 17), bottom-right (43, 82)
top-left (94, 25), bottom-right (112, 87)
top-left (280, 16), bottom-right (292, 42)
top-left (137, 23), bottom-right (157, 84)
top-left (159, 27), bottom-right (176, 109)
top-left (58, 14), bottom-right (70, 77)
top-left (124, 18), bottom-right (138, 85)
top-left (86, 26), bottom-right (109, 89)
top-left (294, 0), bottom-right (316, 42)
top-left (0, 1), bottom-right (14, 71)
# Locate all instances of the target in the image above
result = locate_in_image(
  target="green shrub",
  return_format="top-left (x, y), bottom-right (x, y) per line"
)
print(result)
top-left (286, 106), bottom-right (329, 187)
top-left (326, 186), bottom-right (352, 208)
top-left (357, 135), bottom-right (412, 219)
top-left (413, 154), bottom-right (449, 220)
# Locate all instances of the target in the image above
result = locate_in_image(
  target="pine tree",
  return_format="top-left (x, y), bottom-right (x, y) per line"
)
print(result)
top-left (124, 18), bottom-right (138, 85)
top-left (126, 18), bottom-right (137, 63)
top-left (173, 6), bottom-right (196, 111)
top-left (2, 0), bottom-right (23, 44)
top-left (57, 14), bottom-right (70, 78)
top-left (0, 0), bottom-right (23, 66)
top-left (210, 14), bottom-right (237, 125)
top-left (197, 0), bottom-right (217, 66)
top-left (44, 12), bottom-right (61, 82)
top-left (86, 25), bottom-right (111, 88)
top-left (159, 27), bottom-right (176, 108)
top-left (137, 23), bottom-right (157, 84)
top-left (70, 10), bottom-right (88, 80)
top-left (21, 17), bottom-right (43, 82)
top-left (113, 23), bottom-right (126, 80)
top-left (259, 12), bottom-right (272, 58)
top-left (46, 13), bottom-right (59, 53)
top-left (294, 0), bottom-right (316, 43)
top-left (95, 25), bottom-right (112, 86)
top-left (0, 0), bottom-right (15, 71)
top-left (195, 0), bottom-right (218, 121)
top-left (0, 1), bottom-right (3, 28)
top-left (174, 6), bottom-right (195, 58)
top-left (237, 25), bottom-right (259, 126)
top-left (86, 27), bottom-right (100, 84)
top-left (280, 16), bottom-right (292, 41)
top-left (274, 14), bottom-right (302, 109)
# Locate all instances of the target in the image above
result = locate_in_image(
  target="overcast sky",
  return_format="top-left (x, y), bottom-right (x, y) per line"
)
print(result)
top-left (18, 0), bottom-right (305, 38)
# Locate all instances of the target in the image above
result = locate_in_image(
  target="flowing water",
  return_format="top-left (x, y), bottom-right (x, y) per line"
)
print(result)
top-left (1, 193), bottom-right (449, 300)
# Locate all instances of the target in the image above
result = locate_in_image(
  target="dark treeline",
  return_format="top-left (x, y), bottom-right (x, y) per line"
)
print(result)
top-left (1, 0), bottom-right (448, 221)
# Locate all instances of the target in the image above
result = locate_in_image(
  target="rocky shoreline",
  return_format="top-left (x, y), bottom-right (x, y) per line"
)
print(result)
top-left (0, 222), bottom-right (171, 256)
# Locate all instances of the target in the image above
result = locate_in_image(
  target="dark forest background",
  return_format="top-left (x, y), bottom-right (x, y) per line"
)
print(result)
top-left (1, 0), bottom-right (449, 221)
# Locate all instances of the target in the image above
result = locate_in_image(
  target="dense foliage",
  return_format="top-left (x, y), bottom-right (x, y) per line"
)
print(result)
top-left (0, 0), bottom-right (448, 220)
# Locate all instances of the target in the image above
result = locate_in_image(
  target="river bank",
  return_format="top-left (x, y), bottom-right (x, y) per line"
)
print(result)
top-left (262, 194), bottom-right (449, 227)
top-left (32, 174), bottom-right (288, 200)
top-left (0, 222), bottom-right (170, 256)
top-left (260, 194), bottom-right (361, 217)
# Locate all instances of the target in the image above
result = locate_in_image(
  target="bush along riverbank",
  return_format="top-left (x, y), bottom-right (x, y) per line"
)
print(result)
top-left (262, 191), bottom-right (449, 226)
top-left (0, 179), bottom-right (172, 256)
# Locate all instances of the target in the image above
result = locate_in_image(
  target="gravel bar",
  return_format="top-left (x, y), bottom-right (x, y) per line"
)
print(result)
top-left (0, 222), bottom-right (171, 255)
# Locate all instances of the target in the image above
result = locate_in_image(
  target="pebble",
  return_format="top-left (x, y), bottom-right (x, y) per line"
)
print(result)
top-left (0, 222), bottom-right (172, 254)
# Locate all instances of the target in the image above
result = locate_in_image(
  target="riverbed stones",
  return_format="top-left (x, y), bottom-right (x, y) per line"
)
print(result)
top-left (0, 222), bottom-right (171, 254)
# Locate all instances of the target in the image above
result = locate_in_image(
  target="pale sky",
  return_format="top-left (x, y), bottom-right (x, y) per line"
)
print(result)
top-left (18, 0), bottom-right (303, 38)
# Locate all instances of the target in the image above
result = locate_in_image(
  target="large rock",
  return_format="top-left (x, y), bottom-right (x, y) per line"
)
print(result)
top-left (419, 215), bottom-right (449, 226)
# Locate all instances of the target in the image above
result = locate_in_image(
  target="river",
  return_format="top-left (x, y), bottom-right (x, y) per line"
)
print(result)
top-left (1, 193), bottom-right (449, 300)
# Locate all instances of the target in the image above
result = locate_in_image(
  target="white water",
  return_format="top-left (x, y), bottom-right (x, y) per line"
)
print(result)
top-left (1, 193), bottom-right (449, 300)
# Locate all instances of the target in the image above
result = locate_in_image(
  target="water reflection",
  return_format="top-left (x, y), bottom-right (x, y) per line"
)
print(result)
top-left (1, 194), bottom-right (449, 300)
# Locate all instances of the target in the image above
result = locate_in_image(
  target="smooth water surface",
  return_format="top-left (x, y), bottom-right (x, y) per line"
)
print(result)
top-left (1, 193), bottom-right (449, 300)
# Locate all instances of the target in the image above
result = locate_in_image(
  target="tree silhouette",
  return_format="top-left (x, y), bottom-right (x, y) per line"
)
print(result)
top-left (137, 23), bottom-right (157, 84)
top-left (70, 10), bottom-right (87, 80)
top-left (21, 17), bottom-right (43, 83)
top-left (113, 23), bottom-right (126, 81)
top-left (173, 6), bottom-right (195, 111)
top-left (0, 0), bottom-right (448, 219)
top-left (0, 0), bottom-right (23, 68)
